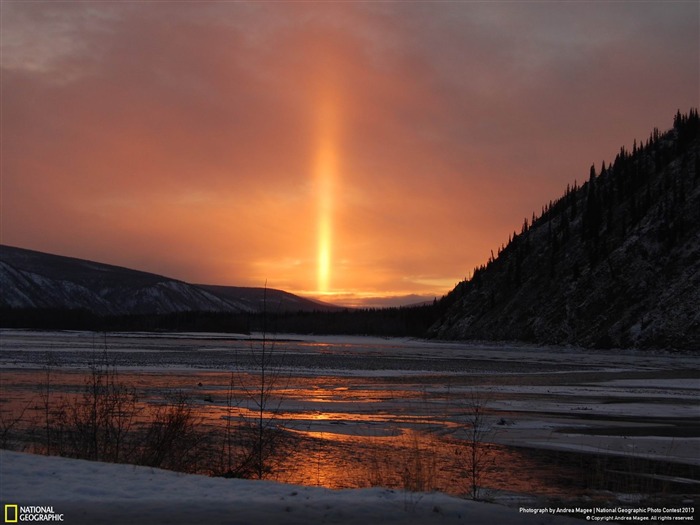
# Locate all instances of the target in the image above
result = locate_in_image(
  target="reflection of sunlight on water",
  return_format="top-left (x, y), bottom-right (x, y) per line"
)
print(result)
top-left (275, 428), bottom-right (583, 497)
top-left (2, 367), bottom-right (585, 498)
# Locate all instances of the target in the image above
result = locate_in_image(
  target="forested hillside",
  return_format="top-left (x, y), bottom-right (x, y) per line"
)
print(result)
top-left (430, 110), bottom-right (700, 350)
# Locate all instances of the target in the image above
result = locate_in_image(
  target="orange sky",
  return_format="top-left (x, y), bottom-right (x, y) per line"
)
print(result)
top-left (1, 1), bottom-right (698, 306)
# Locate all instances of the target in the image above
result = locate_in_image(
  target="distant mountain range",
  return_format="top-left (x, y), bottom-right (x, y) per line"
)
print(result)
top-left (0, 245), bottom-right (340, 316)
top-left (429, 109), bottom-right (700, 350)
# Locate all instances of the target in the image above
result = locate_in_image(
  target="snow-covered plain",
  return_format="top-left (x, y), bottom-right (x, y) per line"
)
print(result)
top-left (1, 450), bottom-right (584, 525)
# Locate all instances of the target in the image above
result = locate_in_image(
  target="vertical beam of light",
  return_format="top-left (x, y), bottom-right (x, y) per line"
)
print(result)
top-left (315, 94), bottom-right (338, 295)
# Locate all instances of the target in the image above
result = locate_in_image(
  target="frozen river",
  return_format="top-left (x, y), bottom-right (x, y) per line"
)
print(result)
top-left (1, 329), bottom-right (698, 502)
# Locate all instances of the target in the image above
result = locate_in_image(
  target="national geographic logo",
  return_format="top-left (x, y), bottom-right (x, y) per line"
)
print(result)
top-left (4, 505), bottom-right (17, 523)
top-left (4, 505), bottom-right (64, 522)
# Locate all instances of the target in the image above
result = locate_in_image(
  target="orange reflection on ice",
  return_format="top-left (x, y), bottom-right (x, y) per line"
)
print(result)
top-left (2, 366), bottom-right (588, 499)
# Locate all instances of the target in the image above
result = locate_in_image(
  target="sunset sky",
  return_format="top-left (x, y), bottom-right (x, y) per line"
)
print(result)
top-left (1, 1), bottom-right (698, 307)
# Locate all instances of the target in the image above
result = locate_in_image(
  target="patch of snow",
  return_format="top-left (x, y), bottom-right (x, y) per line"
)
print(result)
top-left (521, 439), bottom-right (700, 466)
top-left (593, 379), bottom-right (700, 390)
top-left (0, 451), bottom-right (583, 525)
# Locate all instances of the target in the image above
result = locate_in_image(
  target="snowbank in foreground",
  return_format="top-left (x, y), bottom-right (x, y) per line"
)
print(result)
top-left (0, 451), bottom-right (582, 525)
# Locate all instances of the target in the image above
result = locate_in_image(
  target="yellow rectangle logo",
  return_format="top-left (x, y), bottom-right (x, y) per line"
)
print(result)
top-left (4, 504), bottom-right (18, 523)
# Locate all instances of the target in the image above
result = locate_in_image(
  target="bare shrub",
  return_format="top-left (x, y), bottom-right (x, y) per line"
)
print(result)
top-left (228, 344), bottom-right (290, 480)
top-left (456, 390), bottom-right (495, 500)
top-left (53, 357), bottom-right (139, 463)
top-left (214, 372), bottom-right (240, 476)
top-left (0, 401), bottom-right (35, 450)
top-left (221, 414), bottom-right (288, 479)
top-left (137, 392), bottom-right (207, 473)
top-left (35, 342), bottom-right (207, 473)
top-left (39, 353), bottom-right (58, 455)
top-left (20, 324), bottom-right (291, 480)
top-left (364, 442), bottom-right (392, 488)
top-left (400, 430), bottom-right (437, 493)
top-left (225, 287), bottom-right (291, 480)
top-left (399, 429), bottom-right (438, 511)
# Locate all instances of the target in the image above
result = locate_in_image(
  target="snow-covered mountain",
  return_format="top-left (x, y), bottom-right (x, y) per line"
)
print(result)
top-left (0, 245), bottom-right (336, 316)
top-left (430, 110), bottom-right (700, 350)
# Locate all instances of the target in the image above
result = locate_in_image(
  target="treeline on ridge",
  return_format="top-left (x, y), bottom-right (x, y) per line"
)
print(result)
top-left (0, 304), bottom-right (440, 338)
top-left (430, 108), bottom-right (700, 349)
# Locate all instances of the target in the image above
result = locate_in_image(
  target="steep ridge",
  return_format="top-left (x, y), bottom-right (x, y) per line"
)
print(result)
top-left (430, 110), bottom-right (700, 350)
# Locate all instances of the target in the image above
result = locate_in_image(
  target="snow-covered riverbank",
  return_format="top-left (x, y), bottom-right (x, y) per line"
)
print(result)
top-left (1, 450), bottom-right (586, 525)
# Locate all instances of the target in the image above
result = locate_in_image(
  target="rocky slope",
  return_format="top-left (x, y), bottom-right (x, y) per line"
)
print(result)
top-left (430, 110), bottom-right (700, 350)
